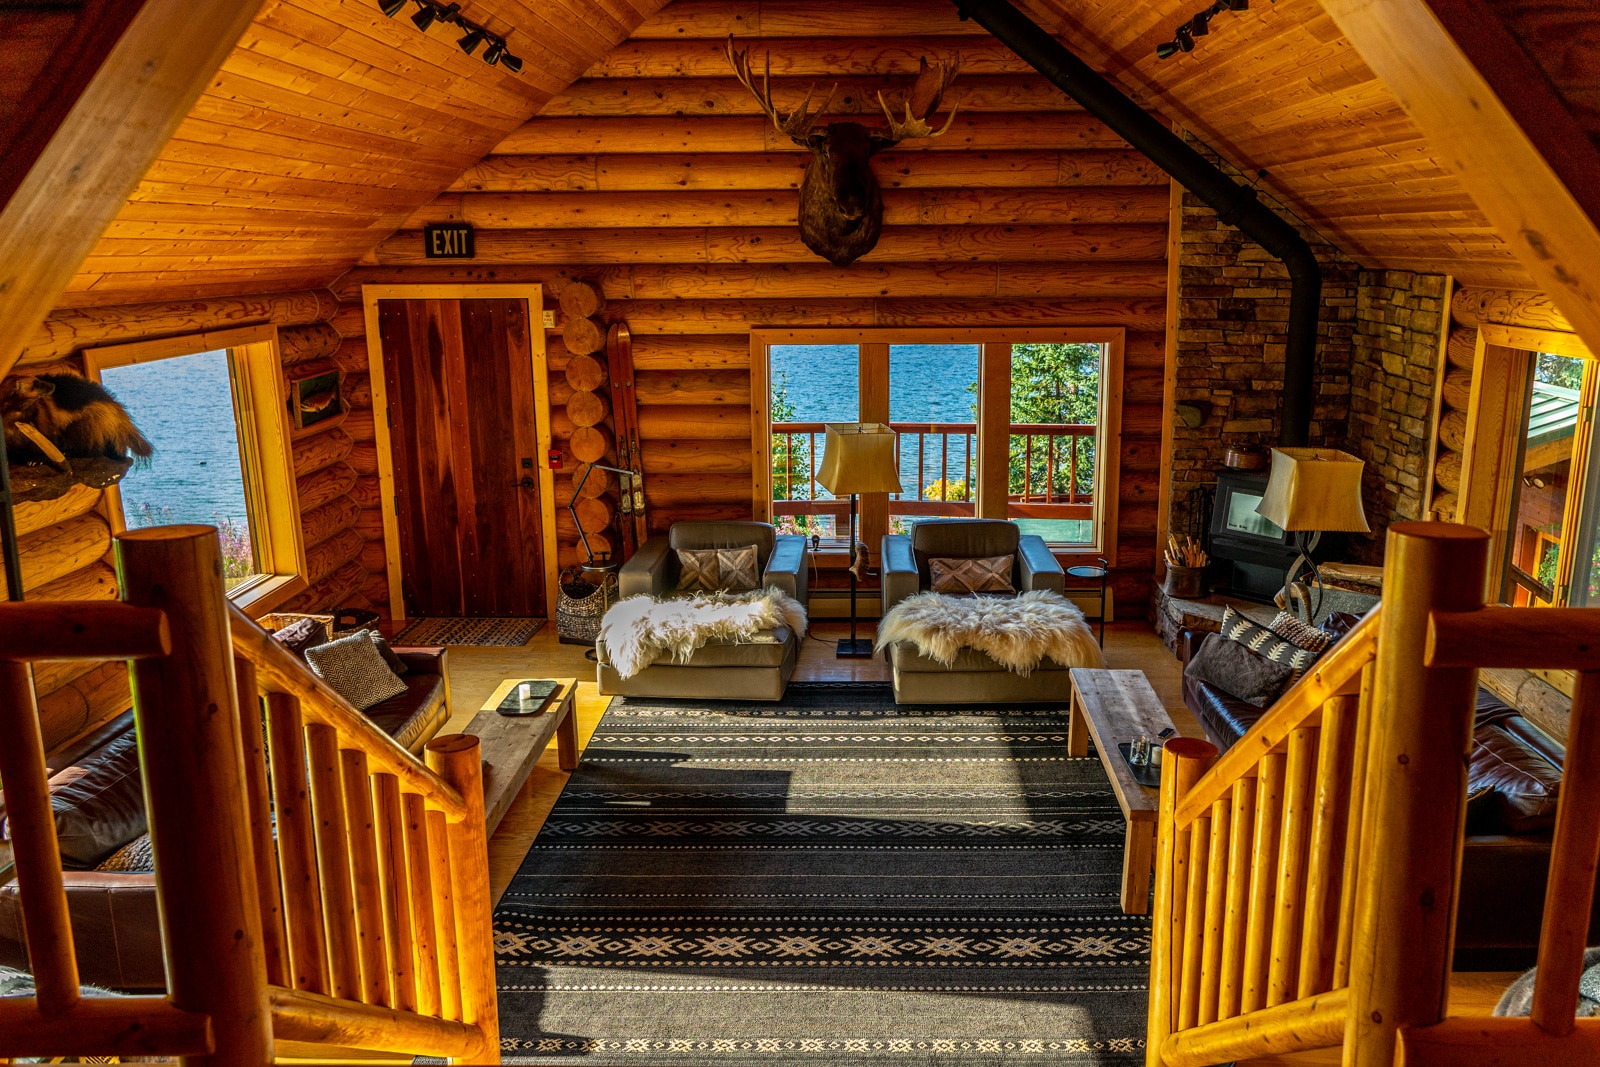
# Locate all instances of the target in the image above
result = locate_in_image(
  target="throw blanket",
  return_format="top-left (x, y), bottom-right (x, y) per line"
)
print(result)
top-left (600, 586), bottom-right (808, 679)
top-left (876, 590), bottom-right (1105, 675)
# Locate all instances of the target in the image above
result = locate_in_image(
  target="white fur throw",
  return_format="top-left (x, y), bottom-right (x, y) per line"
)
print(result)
top-left (876, 590), bottom-right (1105, 675)
top-left (599, 586), bottom-right (808, 679)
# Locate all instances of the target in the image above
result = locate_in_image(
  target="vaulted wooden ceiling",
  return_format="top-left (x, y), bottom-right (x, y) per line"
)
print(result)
top-left (58, 0), bottom-right (1571, 308)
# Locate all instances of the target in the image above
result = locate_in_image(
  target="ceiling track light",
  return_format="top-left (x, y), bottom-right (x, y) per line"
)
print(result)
top-left (1155, 0), bottom-right (1269, 59)
top-left (386, 0), bottom-right (524, 74)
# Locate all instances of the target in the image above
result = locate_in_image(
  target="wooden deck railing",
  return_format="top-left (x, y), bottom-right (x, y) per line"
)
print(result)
top-left (0, 524), bottom-right (499, 1065)
top-left (1147, 521), bottom-right (1600, 1067)
top-left (771, 420), bottom-right (1095, 524)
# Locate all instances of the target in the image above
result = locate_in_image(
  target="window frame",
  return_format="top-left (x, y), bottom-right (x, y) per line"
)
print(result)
top-left (750, 326), bottom-right (1124, 564)
top-left (82, 324), bottom-right (308, 617)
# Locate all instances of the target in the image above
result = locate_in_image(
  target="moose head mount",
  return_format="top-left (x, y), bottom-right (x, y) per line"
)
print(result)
top-left (725, 38), bottom-right (961, 267)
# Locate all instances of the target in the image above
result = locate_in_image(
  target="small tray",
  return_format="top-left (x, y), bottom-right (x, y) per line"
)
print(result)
top-left (496, 679), bottom-right (561, 717)
top-left (1117, 743), bottom-right (1163, 789)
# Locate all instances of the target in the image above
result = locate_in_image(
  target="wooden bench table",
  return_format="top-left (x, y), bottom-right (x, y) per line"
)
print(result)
top-left (1068, 668), bottom-right (1180, 915)
top-left (465, 677), bottom-right (579, 836)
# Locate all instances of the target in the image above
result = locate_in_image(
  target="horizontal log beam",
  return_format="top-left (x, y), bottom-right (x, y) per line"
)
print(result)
top-left (613, 296), bottom-right (1169, 333)
top-left (408, 187), bottom-right (1168, 230)
top-left (451, 149), bottom-right (1163, 193)
top-left (634, 369), bottom-right (751, 405)
top-left (368, 223), bottom-right (1171, 267)
top-left (270, 986), bottom-right (480, 1059)
top-left (13, 484), bottom-right (102, 538)
top-left (632, 335), bottom-right (750, 370)
top-left (640, 440), bottom-right (754, 473)
top-left (18, 290), bottom-right (337, 365)
top-left (491, 113), bottom-right (1129, 156)
top-left (1427, 606), bottom-right (1600, 669)
top-left (0, 601), bottom-right (169, 662)
top-left (0, 513), bottom-right (112, 599)
top-left (629, 1), bottom-right (986, 39)
top-left (36, 660), bottom-right (130, 752)
top-left (585, 36), bottom-right (1036, 79)
top-left (0, 997), bottom-right (213, 1060)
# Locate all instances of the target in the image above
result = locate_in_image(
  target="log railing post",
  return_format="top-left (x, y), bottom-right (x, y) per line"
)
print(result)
top-left (117, 525), bottom-right (273, 1066)
top-left (426, 734), bottom-right (500, 1063)
top-left (1147, 737), bottom-right (1217, 1067)
top-left (1344, 522), bottom-right (1488, 1067)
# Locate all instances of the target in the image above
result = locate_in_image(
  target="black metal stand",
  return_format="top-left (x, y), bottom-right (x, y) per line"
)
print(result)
top-left (836, 492), bottom-right (872, 657)
top-left (0, 438), bottom-right (23, 602)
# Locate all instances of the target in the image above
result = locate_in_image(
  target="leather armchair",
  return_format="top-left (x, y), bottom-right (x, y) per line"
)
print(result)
top-left (880, 518), bottom-right (1064, 616)
top-left (619, 521), bottom-right (808, 604)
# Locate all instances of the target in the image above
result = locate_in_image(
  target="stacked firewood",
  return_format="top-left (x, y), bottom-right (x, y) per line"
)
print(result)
top-left (555, 281), bottom-right (618, 567)
top-left (1428, 321), bottom-right (1475, 522)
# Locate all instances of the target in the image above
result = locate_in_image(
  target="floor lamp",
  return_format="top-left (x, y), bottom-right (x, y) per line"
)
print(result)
top-left (1254, 447), bottom-right (1370, 619)
top-left (816, 423), bottom-right (902, 658)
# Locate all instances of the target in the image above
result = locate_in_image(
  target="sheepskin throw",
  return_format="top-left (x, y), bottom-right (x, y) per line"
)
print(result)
top-left (876, 590), bottom-right (1105, 675)
top-left (600, 586), bottom-right (807, 679)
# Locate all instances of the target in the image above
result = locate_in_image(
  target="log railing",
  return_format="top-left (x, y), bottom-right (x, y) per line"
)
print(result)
top-left (1147, 521), bottom-right (1600, 1067)
top-left (0, 525), bottom-right (499, 1065)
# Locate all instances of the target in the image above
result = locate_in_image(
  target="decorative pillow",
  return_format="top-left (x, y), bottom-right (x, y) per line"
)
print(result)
top-left (304, 631), bottom-right (408, 711)
top-left (1268, 610), bottom-right (1334, 654)
top-left (675, 546), bottom-right (760, 592)
top-left (929, 555), bottom-right (1016, 595)
top-left (369, 632), bottom-right (408, 675)
top-left (0, 731), bottom-right (147, 870)
top-left (716, 546), bottom-right (759, 592)
top-left (1184, 636), bottom-right (1297, 708)
top-left (676, 548), bottom-right (721, 592)
top-left (1219, 606), bottom-right (1320, 683)
top-left (272, 616), bottom-right (327, 661)
top-left (97, 832), bottom-right (154, 873)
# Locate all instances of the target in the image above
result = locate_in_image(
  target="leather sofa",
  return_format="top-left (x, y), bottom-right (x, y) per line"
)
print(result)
top-left (596, 521), bottom-right (808, 702)
top-left (879, 519), bottom-right (1072, 704)
top-left (0, 644), bottom-right (451, 990)
top-left (1180, 625), bottom-right (1585, 969)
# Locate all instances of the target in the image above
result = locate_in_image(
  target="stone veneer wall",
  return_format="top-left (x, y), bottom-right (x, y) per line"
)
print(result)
top-left (1169, 142), bottom-right (1360, 541)
top-left (1345, 270), bottom-right (1448, 562)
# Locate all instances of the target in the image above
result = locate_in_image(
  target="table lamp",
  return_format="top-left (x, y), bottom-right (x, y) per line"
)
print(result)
top-left (1255, 447), bottom-right (1370, 616)
top-left (816, 423), bottom-right (902, 657)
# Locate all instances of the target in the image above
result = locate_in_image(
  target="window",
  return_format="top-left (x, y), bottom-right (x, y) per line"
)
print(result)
top-left (85, 326), bottom-right (306, 613)
top-left (756, 329), bottom-right (1122, 559)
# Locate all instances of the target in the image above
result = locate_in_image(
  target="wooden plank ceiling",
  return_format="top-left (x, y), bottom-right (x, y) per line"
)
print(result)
top-left (58, 0), bottom-right (667, 307)
top-left (1019, 0), bottom-right (1531, 288)
top-left (61, 0), bottom-right (1554, 306)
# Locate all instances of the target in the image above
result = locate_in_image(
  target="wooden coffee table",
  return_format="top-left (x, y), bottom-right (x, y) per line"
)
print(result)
top-left (1068, 668), bottom-right (1181, 915)
top-left (466, 677), bottom-right (579, 836)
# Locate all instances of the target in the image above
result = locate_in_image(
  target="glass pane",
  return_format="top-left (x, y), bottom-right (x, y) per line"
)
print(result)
top-left (1503, 351), bottom-right (1585, 606)
top-left (770, 344), bottom-right (859, 539)
top-left (1008, 342), bottom-right (1102, 545)
top-left (889, 343), bottom-right (979, 533)
top-left (103, 350), bottom-right (264, 591)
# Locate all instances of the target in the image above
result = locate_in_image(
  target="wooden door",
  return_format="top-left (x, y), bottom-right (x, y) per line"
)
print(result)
top-left (376, 298), bottom-right (545, 617)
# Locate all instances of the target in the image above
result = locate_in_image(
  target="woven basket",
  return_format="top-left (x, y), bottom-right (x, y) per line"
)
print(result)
top-left (556, 572), bottom-right (617, 646)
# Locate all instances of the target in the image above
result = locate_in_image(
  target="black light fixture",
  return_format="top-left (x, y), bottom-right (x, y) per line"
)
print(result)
top-left (458, 26), bottom-right (485, 54)
top-left (378, 0), bottom-right (407, 16)
top-left (396, 0), bottom-right (523, 73)
top-left (497, 51), bottom-right (523, 73)
top-left (482, 38), bottom-right (504, 64)
top-left (1155, 0), bottom-right (1267, 58)
top-left (411, 2), bottom-right (442, 30)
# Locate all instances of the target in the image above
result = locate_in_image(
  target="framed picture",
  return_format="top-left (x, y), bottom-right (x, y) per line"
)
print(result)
top-left (290, 369), bottom-right (343, 430)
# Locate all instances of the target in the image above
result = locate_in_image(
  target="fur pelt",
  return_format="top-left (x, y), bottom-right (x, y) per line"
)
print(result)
top-left (875, 590), bottom-right (1105, 675)
top-left (599, 586), bottom-right (808, 679)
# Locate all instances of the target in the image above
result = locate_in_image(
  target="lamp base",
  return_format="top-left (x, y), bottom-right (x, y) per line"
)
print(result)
top-left (835, 638), bottom-right (875, 658)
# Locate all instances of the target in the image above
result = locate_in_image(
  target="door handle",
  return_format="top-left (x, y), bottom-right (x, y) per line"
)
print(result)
top-left (512, 477), bottom-right (536, 489)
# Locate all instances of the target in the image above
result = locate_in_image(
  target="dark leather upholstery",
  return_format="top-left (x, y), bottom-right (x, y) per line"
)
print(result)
top-left (0, 644), bottom-right (451, 989)
top-left (881, 519), bottom-right (1064, 616)
top-left (619, 522), bottom-right (807, 604)
top-left (1177, 624), bottom-right (1582, 968)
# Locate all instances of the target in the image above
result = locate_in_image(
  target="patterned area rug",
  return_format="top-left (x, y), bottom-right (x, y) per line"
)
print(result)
top-left (491, 684), bottom-right (1149, 1065)
top-left (390, 616), bottom-right (545, 647)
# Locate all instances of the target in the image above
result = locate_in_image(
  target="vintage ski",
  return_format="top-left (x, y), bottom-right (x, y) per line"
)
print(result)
top-left (605, 323), bottom-right (648, 553)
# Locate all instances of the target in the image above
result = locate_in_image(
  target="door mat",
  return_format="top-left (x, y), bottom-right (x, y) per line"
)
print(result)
top-left (391, 617), bottom-right (546, 647)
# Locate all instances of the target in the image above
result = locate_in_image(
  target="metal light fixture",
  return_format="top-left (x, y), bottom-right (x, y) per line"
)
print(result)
top-left (1155, 0), bottom-right (1265, 58)
top-left (378, 0), bottom-right (407, 16)
top-left (482, 38), bottom-right (504, 64)
top-left (497, 51), bottom-right (523, 73)
top-left (458, 27), bottom-right (485, 54)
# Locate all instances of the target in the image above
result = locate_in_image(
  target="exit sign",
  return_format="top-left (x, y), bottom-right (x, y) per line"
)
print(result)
top-left (423, 224), bottom-right (475, 259)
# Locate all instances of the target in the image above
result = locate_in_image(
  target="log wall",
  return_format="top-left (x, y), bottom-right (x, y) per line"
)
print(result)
top-left (330, 9), bottom-right (1172, 606)
top-left (3, 288), bottom-right (382, 752)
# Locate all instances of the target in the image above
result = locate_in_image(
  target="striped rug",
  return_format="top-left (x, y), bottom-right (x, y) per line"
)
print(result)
top-left (390, 616), bottom-right (544, 647)
top-left (491, 684), bottom-right (1148, 1065)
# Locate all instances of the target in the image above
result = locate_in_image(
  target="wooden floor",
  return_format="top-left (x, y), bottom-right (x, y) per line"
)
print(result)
top-left (403, 619), bottom-right (1512, 1066)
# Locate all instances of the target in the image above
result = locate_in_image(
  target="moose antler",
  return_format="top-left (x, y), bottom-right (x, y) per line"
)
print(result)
top-left (876, 55), bottom-right (963, 143)
top-left (725, 36), bottom-right (840, 145)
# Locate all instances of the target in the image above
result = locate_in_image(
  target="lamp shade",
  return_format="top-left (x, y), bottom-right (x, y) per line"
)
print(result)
top-left (815, 423), bottom-right (903, 496)
top-left (1255, 447), bottom-right (1371, 533)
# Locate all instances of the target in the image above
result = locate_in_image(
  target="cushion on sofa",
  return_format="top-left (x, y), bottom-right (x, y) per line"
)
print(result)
top-left (370, 632), bottom-right (408, 676)
top-left (305, 630), bottom-right (408, 710)
top-left (0, 731), bottom-right (147, 870)
top-left (1219, 606), bottom-right (1320, 682)
top-left (928, 555), bottom-right (1016, 595)
top-left (272, 616), bottom-right (327, 660)
top-left (1184, 636), bottom-right (1297, 707)
top-left (363, 673), bottom-right (448, 754)
top-left (1468, 722), bottom-right (1563, 835)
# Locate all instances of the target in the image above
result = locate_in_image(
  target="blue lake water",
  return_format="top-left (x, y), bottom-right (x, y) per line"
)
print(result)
top-left (101, 350), bottom-right (252, 529)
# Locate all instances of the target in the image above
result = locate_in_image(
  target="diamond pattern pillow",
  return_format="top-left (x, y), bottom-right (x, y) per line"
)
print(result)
top-left (929, 555), bottom-right (1016, 595)
top-left (304, 630), bottom-right (408, 711)
top-left (1219, 606), bottom-right (1320, 682)
top-left (1268, 610), bottom-right (1335, 654)
top-left (676, 549), bottom-right (721, 591)
top-left (717, 546), bottom-right (759, 592)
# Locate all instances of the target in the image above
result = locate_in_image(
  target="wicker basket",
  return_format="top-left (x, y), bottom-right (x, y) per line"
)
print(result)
top-left (556, 571), bottom-right (617, 646)
top-left (258, 612), bottom-right (334, 642)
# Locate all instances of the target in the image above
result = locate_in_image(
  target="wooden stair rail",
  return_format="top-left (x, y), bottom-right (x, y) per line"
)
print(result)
top-left (0, 524), bottom-right (499, 1064)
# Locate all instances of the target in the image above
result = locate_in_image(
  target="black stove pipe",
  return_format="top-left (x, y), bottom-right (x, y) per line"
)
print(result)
top-left (952, 0), bottom-right (1320, 448)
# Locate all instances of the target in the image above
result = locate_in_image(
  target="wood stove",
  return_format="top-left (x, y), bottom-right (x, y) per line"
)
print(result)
top-left (1207, 468), bottom-right (1303, 602)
